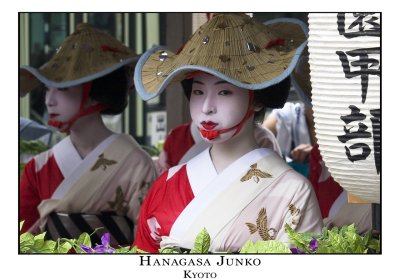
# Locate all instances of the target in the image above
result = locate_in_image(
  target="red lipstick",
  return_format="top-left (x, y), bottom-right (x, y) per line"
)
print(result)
top-left (201, 121), bottom-right (218, 130)
top-left (49, 113), bottom-right (59, 119)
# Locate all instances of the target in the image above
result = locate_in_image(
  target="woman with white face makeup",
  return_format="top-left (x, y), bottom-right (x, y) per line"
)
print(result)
top-left (19, 24), bottom-right (157, 246)
top-left (189, 73), bottom-right (259, 172)
top-left (133, 13), bottom-right (323, 253)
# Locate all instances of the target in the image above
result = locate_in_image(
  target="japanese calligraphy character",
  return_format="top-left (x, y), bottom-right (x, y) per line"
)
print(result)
top-left (336, 47), bottom-right (380, 103)
top-left (338, 105), bottom-right (372, 163)
top-left (337, 13), bottom-right (380, 38)
top-left (370, 108), bottom-right (381, 174)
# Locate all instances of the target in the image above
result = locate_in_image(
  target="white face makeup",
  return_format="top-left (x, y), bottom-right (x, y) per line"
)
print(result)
top-left (189, 73), bottom-right (250, 143)
top-left (45, 85), bottom-right (83, 123)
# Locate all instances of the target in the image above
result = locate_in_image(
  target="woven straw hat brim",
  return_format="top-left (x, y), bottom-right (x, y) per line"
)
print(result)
top-left (134, 16), bottom-right (308, 101)
top-left (19, 23), bottom-right (138, 96)
top-left (20, 57), bottom-right (137, 96)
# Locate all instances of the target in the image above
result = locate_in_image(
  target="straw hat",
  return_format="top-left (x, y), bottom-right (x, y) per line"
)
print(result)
top-left (20, 23), bottom-right (138, 96)
top-left (134, 13), bottom-right (308, 101)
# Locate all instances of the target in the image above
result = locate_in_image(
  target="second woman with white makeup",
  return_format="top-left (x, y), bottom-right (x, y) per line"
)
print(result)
top-left (133, 14), bottom-right (323, 253)
top-left (19, 24), bottom-right (157, 246)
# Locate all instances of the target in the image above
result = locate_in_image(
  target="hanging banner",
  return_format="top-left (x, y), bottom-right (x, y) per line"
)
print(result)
top-left (308, 13), bottom-right (381, 203)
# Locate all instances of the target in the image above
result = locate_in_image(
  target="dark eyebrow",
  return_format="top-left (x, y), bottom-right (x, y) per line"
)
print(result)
top-left (192, 80), bottom-right (229, 85)
top-left (214, 80), bottom-right (230, 85)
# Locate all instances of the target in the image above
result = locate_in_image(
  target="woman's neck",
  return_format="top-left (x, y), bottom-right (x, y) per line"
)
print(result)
top-left (209, 121), bottom-right (258, 173)
top-left (69, 114), bottom-right (113, 159)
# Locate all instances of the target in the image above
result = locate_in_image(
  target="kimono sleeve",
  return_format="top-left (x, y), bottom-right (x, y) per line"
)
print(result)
top-left (19, 153), bottom-right (63, 233)
top-left (122, 148), bottom-right (158, 236)
top-left (19, 160), bottom-right (41, 233)
top-left (133, 171), bottom-right (169, 253)
top-left (275, 173), bottom-right (323, 243)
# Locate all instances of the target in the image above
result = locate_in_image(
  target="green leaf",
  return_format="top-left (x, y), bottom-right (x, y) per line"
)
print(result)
top-left (37, 240), bottom-right (57, 253)
top-left (239, 240), bottom-right (257, 253)
top-left (77, 232), bottom-right (91, 248)
top-left (135, 247), bottom-right (149, 254)
top-left (20, 232), bottom-right (35, 247)
top-left (160, 247), bottom-right (181, 254)
top-left (113, 246), bottom-right (133, 253)
top-left (240, 240), bottom-right (290, 253)
top-left (253, 240), bottom-right (291, 253)
top-left (367, 238), bottom-right (380, 253)
top-left (190, 228), bottom-right (211, 253)
top-left (33, 232), bottom-right (47, 248)
top-left (56, 241), bottom-right (73, 253)
top-left (20, 139), bottom-right (49, 155)
top-left (285, 224), bottom-right (312, 252)
top-left (327, 230), bottom-right (344, 252)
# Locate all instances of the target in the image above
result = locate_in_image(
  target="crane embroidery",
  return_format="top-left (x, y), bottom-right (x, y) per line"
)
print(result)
top-left (108, 186), bottom-right (129, 215)
top-left (91, 153), bottom-right (117, 171)
top-left (246, 208), bottom-right (277, 241)
top-left (240, 163), bottom-right (272, 183)
top-left (285, 204), bottom-right (301, 226)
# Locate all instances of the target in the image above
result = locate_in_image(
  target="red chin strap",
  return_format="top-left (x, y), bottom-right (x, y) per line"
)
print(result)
top-left (47, 82), bottom-right (108, 133)
top-left (198, 90), bottom-right (255, 140)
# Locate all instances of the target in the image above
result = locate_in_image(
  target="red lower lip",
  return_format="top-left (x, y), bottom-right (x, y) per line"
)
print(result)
top-left (49, 114), bottom-right (59, 118)
top-left (201, 122), bottom-right (218, 130)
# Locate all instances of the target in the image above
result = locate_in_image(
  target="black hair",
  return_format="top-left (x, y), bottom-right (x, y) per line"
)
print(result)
top-left (181, 78), bottom-right (193, 100)
top-left (180, 75), bottom-right (291, 123)
top-left (89, 67), bottom-right (128, 115)
top-left (253, 76), bottom-right (291, 122)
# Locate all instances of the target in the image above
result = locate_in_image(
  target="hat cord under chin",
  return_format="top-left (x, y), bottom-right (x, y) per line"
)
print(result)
top-left (47, 82), bottom-right (108, 133)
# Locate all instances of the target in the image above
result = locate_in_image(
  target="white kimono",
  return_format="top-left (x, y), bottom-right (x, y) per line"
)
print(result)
top-left (135, 148), bottom-right (323, 253)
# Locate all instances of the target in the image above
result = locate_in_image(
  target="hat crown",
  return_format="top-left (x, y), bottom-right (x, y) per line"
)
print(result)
top-left (20, 23), bottom-right (138, 96)
top-left (76, 22), bottom-right (91, 31)
top-left (134, 14), bottom-right (308, 100)
top-left (179, 14), bottom-right (280, 61)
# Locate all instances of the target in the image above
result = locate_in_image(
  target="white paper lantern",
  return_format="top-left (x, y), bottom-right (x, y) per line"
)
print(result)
top-left (308, 13), bottom-right (380, 203)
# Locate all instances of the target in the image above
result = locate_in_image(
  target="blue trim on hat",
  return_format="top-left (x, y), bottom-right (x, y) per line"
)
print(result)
top-left (134, 18), bottom-right (308, 101)
top-left (267, 18), bottom-right (312, 108)
top-left (21, 56), bottom-right (138, 91)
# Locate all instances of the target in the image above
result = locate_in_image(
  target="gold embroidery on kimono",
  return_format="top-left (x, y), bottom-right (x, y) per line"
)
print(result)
top-left (91, 153), bottom-right (117, 171)
top-left (240, 163), bottom-right (272, 183)
top-left (108, 186), bottom-right (128, 215)
top-left (245, 208), bottom-right (277, 240)
top-left (285, 204), bottom-right (301, 226)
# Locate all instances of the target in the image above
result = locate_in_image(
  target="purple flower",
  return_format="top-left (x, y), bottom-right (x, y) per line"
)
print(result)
top-left (80, 233), bottom-right (115, 254)
top-left (290, 247), bottom-right (305, 254)
top-left (80, 244), bottom-right (95, 253)
top-left (309, 237), bottom-right (318, 252)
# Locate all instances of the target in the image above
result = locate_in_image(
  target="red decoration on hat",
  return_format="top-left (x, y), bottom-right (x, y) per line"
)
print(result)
top-left (184, 70), bottom-right (214, 80)
top-left (101, 45), bottom-right (122, 53)
top-left (264, 38), bottom-right (285, 49)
